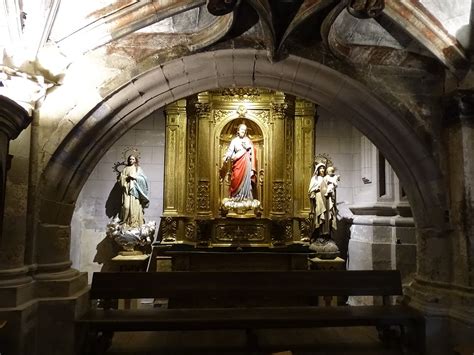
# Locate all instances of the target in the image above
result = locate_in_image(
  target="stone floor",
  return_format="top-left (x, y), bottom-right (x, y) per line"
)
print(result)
top-left (107, 327), bottom-right (406, 354)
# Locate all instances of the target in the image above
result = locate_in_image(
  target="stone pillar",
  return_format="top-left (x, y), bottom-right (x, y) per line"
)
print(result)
top-left (0, 96), bottom-right (35, 355)
top-left (0, 95), bottom-right (31, 288)
top-left (444, 90), bottom-right (474, 287)
top-left (402, 90), bottom-right (474, 354)
top-left (31, 157), bottom-right (89, 355)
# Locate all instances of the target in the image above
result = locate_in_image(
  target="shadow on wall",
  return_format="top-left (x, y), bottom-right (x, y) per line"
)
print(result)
top-left (93, 237), bottom-right (121, 272)
top-left (92, 181), bottom-right (123, 273)
top-left (333, 202), bottom-right (354, 263)
top-left (105, 181), bottom-right (122, 220)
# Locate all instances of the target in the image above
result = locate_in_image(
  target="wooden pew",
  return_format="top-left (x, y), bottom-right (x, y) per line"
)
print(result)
top-left (76, 270), bottom-right (425, 354)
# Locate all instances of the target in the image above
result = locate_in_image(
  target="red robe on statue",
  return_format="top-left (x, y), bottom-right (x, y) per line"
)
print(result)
top-left (230, 150), bottom-right (249, 196)
top-left (229, 145), bottom-right (257, 199)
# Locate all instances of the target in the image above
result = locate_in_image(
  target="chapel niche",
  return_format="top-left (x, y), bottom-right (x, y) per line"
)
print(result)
top-left (218, 119), bottom-right (264, 206)
top-left (158, 89), bottom-right (316, 248)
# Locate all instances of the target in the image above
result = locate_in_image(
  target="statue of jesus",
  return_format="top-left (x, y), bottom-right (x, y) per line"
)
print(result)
top-left (223, 123), bottom-right (257, 200)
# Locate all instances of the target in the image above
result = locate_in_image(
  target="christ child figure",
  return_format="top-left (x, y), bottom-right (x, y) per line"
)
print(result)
top-left (324, 166), bottom-right (340, 198)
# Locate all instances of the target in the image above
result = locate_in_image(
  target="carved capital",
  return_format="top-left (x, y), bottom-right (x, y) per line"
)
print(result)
top-left (195, 102), bottom-right (210, 116)
top-left (164, 99), bottom-right (186, 124)
top-left (444, 90), bottom-right (474, 127)
top-left (295, 99), bottom-right (316, 117)
top-left (271, 103), bottom-right (289, 119)
top-left (347, 0), bottom-right (384, 19)
top-left (0, 95), bottom-right (31, 140)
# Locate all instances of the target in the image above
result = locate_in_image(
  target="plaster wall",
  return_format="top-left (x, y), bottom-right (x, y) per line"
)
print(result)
top-left (70, 110), bottom-right (165, 280)
top-left (419, 0), bottom-right (472, 40)
top-left (314, 107), bottom-right (401, 208)
top-left (315, 108), bottom-right (357, 205)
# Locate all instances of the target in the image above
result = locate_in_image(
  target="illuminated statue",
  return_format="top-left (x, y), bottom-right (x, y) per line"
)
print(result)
top-left (118, 154), bottom-right (150, 228)
top-left (220, 123), bottom-right (260, 215)
top-left (308, 160), bottom-right (340, 258)
top-left (324, 166), bottom-right (340, 199)
top-left (223, 123), bottom-right (257, 200)
top-left (104, 151), bottom-right (154, 255)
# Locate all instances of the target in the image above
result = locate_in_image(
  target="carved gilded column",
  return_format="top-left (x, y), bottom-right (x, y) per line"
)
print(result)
top-left (163, 99), bottom-right (187, 216)
top-left (0, 95), bottom-right (31, 288)
top-left (284, 96), bottom-right (295, 216)
top-left (185, 96), bottom-right (198, 216)
top-left (195, 93), bottom-right (212, 217)
top-left (270, 96), bottom-right (288, 217)
top-left (294, 98), bottom-right (315, 216)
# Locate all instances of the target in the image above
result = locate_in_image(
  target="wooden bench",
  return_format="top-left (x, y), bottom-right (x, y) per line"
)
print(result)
top-left (76, 270), bottom-right (425, 354)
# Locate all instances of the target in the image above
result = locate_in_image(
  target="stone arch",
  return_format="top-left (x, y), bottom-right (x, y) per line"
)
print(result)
top-left (37, 49), bottom-right (448, 280)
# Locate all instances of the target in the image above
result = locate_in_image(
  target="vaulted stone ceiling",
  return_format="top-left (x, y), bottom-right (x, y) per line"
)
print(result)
top-left (0, 0), bottom-right (472, 112)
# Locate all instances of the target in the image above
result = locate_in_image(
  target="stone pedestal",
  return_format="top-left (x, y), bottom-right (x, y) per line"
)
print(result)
top-left (111, 254), bottom-right (150, 272)
top-left (309, 256), bottom-right (345, 306)
top-left (110, 255), bottom-right (150, 309)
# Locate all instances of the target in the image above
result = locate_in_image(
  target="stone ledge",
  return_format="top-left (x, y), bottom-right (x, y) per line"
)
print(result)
top-left (34, 272), bottom-right (88, 298)
top-left (0, 281), bottom-right (35, 308)
top-left (406, 277), bottom-right (474, 326)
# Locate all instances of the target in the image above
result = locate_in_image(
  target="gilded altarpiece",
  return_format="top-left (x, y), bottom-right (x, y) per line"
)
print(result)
top-left (159, 89), bottom-right (315, 247)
